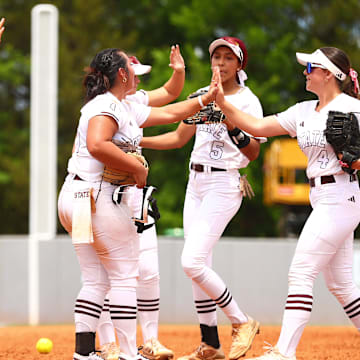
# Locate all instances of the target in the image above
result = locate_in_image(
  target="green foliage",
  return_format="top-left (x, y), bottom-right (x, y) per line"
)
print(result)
top-left (0, 0), bottom-right (359, 236)
top-left (0, 41), bottom-right (30, 232)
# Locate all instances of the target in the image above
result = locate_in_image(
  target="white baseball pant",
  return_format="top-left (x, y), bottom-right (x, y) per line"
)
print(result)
top-left (182, 169), bottom-right (248, 325)
top-left (58, 176), bottom-right (140, 357)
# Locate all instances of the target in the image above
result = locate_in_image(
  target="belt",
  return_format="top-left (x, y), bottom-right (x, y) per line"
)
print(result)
top-left (309, 174), bottom-right (357, 187)
top-left (190, 163), bottom-right (226, 172)
top-left (74, 174), bottom-right (84, 181)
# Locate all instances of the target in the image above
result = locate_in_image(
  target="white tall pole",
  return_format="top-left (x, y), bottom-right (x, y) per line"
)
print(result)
top-left (29, 4), bottom-right (58, 325)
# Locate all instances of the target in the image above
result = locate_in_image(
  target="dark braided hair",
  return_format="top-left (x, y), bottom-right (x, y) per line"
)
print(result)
top-left (321, 47), bottom-right (360, 99)
top-left (83, 48), bottom-right (128, 103)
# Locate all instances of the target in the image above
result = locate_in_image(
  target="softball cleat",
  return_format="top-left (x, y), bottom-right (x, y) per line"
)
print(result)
top-left (229, 315), bottom-right (260, 359)
top-left (140, 338), bottom-right (174, 360)
top-left (100, 342), bottom-right (121, 360)
top-left (245, 344), bottom-right (296, 360)
top-left (119, 352), bottom-right (150, 360)
top-left (73, 352), bottom-right (104, 360)
top-left (177, 342), bottom-right (225, 360)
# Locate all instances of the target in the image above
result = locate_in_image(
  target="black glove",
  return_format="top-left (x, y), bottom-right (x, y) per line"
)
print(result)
top-left (183, 90), bottom-right (225, 125)
top-left (324, 111), bottom-right (360, 174)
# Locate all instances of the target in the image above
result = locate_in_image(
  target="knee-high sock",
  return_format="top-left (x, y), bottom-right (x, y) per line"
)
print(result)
top-left (74, 287), bottom-right (106, 356)
top-left (192, 282), bottom-right (217, 327)
top-left (277, 294), bottom-right (313, 357)
top-left (97, 295), bottom-right (116, 346)
top-left (109, 287), bottom-right (137, 357)
top-left (343, 297), bottom-right (360, 331)
top-left (137, 276), bottom-right (160, 343)
top-left (194, 268), bottom-right (247, 324)
top-left (74, 288), bottom-right (105, 333)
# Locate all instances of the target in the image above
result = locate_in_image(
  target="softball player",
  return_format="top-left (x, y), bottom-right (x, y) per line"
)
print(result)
top-left (141, 37), bottom-right (265, 360)
top-left (57, 47), bottom-right (219, 360)
top-left (97, 46), bottom-right (185, 360)
top-left (214, 47), bottom-right (360, 360)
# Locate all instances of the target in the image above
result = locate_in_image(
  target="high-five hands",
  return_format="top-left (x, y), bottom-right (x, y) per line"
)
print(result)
top-left (212, 66), bottom-right (225, 105)
top-left (206, 66), bottom-right (220, 103)
top-left (169, 44), bottom-right (185, 73)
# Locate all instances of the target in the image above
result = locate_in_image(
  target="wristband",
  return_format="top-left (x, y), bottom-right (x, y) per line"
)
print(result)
top-left (198, 95), bottom-right (204, 108)
top-left (228, 127), bottom-right (250, 149)
top-left (340, 151), bottom-right (357, 174)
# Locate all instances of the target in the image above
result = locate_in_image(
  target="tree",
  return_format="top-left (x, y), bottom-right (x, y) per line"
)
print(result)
top-left (0, 0), bottom-right (359, 236)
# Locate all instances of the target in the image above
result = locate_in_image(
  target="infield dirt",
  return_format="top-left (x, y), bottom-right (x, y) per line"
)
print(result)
top-left (0, 324), bottom-right (358, 359)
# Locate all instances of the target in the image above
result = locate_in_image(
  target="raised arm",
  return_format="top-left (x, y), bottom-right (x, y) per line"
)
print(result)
top-left (142, 69), bottom-right (219, 128)
top-left (214, 67), bottom-right (288, 137)
top-left (0, 18), bottom-right (5, 43)
top-left (141, 122), bottom-right (195, 150)
top-left (146, 45), bottom-right (185, 106)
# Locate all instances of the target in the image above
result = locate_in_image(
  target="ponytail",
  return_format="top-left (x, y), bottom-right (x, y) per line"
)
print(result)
top-left (320, 47), bottom-right (360, 99)
top-left (83, 68), bottom-right (110, 103)
top-left (82, 48), bottom-right (128, 103)
top-left (321, 47), bottom-right (360, 100)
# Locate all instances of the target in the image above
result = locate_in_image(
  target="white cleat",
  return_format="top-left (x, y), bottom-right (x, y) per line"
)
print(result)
top-left (118, 352), bottom-right (150, 360)
top-left (177, 342), bottom-right (225, 360)
top-left (140, 338), bottom-right (174, 360)
top-left (229, 315), bottom-right (260, 359)
top-left (100, 342), bottom-right (121, 360)
top-left (246, 344), bottom-right (296, 360)
top-left (73, 352), bottom-right (104, 360)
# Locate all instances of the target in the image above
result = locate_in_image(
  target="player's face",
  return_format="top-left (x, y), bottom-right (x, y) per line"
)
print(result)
top-left (303, 65), bottom-right (328, 95)
top-left (211, 46), bottom-right (240, 84)
top-left (124, 57), bottom-right (136, 92)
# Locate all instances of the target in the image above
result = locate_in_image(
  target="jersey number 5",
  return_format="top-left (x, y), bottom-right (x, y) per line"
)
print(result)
top-left (210, 141), bottom-right (224, 160)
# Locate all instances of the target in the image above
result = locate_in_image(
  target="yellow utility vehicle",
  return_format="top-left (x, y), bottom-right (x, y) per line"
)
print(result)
top-left (263, 139), bottom-right (311, 236)
top-left (264, 138), bottom-right (310, 205)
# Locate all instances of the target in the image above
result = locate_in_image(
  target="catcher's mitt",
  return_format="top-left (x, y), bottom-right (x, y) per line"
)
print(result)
top-left (103, 152), bottom-right (148, 185)
top-left (324, 111), bottom-right (360, 174)
top-left (183, 90), bottom-right (225, 125)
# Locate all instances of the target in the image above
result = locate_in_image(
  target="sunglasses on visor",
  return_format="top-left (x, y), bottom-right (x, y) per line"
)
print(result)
top-left (306, 62), bottom-right (326, 73)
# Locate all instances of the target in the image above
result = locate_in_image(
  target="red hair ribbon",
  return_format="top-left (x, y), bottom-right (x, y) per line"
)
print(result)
top-left (349, 68), bottom-right (359, 94)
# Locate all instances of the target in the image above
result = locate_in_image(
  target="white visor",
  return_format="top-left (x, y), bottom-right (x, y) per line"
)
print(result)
top-left (296, 49), bottom-right (347, 81)
top-left (129, 56), bottom-right (152, 75)
top-left (209, 39), bottom-right (244, 64)
top-left (132, 63), bottom-right (152, 76)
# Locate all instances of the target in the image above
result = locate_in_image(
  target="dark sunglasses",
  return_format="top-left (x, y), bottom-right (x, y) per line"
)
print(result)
top-left (306, 62), bottom-right (326, 73)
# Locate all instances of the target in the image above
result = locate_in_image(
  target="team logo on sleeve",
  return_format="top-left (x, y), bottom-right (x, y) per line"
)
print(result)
top-left (110, 102), bottom-right (117, 112)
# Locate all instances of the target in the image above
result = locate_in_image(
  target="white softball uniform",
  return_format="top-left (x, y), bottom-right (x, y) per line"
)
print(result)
top-left (182, 85), bottom-right (264, 326)
top-left (277, 93), bottom-right (360, 178)
top-left (96, 89), bottom-right (161, 347)
top-left (273, 93), bottom-right (360, 357)
top-left (190, 85), bottom-right (265, 169)
top-left (127, 90), bottom-right (161, 342)
top-left (58, 91), bottom-right (151, 357)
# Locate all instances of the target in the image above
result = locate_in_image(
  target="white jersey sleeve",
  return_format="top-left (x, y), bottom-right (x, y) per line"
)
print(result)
top-left (126, 89), bottom-right (149, 106)
top-left (276, 102), bottom-right (303, 138)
